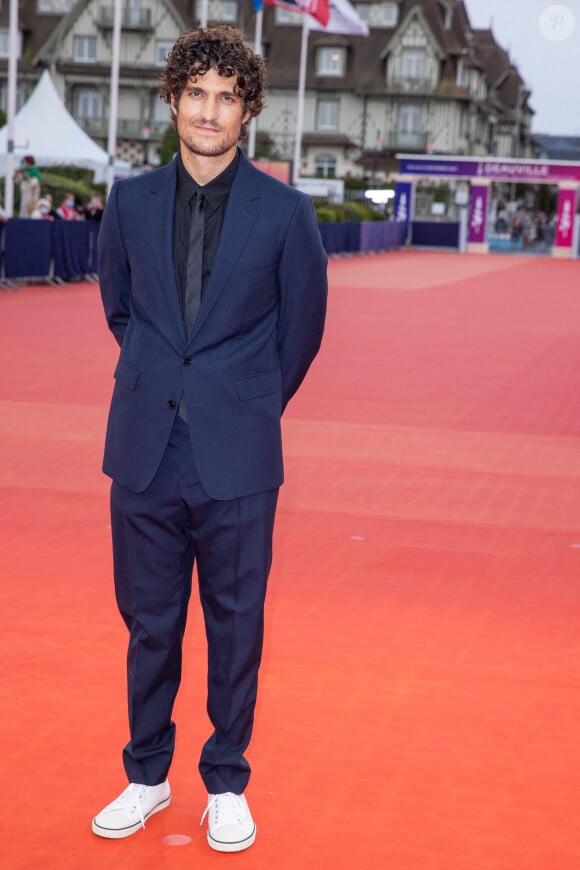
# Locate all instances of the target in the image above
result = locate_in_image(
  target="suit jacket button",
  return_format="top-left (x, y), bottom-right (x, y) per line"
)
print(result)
top-left (182, 357), bottom-right (192, 366)
top-left (168, 400), bottom-right (176, 409)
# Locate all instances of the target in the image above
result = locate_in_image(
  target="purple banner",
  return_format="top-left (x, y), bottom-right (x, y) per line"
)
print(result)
top-left (394, 181), bottom-right (412, 224)
top-left (468, 184), bottom-right (489, 245)
top-left (554, 188), bottom-right (577, 248)
top-left (399, 156), bottom-right (580, 184)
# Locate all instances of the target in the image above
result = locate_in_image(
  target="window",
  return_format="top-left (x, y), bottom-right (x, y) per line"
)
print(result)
top-left (398, 103), bottom-right (422, 133)
top-left (124, 0), bottom-right (144, 27)
top-left (38, 0), bottom-right (77, 12)
top-left (196, 0), bottom-right (238, 22)
top-left (150, 94), bottom-right (171, 125)
top-left (155, 40), bottom-right (174, 67)
top-left (275, 7), bottom-right (302, 25)
top-left (74, 87), bottom-right (103, 120)
top-left (0, 27), bottom-right (22, 59)
top-left (316, 47), bottom-right (346, 77)
top-left (220, 0), bottom-right (238, 22)
top-left (397, 103), bottom-right (423, 147)
top-left (456, 58), bottom-right (468, 89)
top-left (355, 2), bottom-right (398, 27)
top-left (0, 82), bottom-right (24, 112)
top-left (401, 49), bottom-right (425, 80)
top-left (73, 35), bottom-right (97, 63)
top-left (315, 153), bottom-right (337, 178)
top-left (316, 99), bottom-right (339, 131)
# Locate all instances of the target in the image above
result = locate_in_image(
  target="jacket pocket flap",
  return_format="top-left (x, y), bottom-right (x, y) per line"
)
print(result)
top-left (114, 360), bottom-right (139, 390)
top-left (235, 368), bottom-right (281, 401)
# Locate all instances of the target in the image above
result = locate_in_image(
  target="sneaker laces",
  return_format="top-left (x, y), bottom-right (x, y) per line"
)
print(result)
top-left (113, 783), bottom-right (148, 831)
top-left (200, 792), bottom-right (247, 828)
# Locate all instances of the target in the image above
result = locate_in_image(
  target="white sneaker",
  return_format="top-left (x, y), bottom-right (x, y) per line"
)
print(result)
top-left (201, 792), bottom-right (256, 853)
top-left (92, 780), bottom-right (171, 839)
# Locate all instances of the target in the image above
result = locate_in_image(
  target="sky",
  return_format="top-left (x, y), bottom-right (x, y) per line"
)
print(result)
top-left (464, 0), bottom-right (580, 135)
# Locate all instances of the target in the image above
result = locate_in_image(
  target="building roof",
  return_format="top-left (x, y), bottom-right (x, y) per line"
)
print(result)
top-left (534, 134), bottom-right (580, 161)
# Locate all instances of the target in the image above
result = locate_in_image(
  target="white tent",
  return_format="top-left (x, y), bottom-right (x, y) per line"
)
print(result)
top-left (0, 70), bottom-right (131, 183)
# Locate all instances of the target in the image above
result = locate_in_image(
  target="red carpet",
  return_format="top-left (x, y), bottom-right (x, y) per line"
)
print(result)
top-left (1, 251), bottom-right (580, 868)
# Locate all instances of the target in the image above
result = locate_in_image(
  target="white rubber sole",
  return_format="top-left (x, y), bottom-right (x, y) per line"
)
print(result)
top-left (91, 794), bottom-right (171, 839)
top-left (207, 823), bottom-right (256, 853)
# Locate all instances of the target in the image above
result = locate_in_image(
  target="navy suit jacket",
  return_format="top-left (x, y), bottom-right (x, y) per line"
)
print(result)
top-left (98, 150), bottom-right (328, 498)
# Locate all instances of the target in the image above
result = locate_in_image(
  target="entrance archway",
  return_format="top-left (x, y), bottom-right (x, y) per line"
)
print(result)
top-left (393, 155), bottom-right (580, 258)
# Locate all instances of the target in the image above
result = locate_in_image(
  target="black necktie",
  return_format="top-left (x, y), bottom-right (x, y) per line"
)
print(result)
top-left (183, 190), bottom-right (205, 336)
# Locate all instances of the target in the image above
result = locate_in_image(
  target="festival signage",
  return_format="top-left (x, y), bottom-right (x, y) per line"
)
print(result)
top-left (468, 183), bottom-right (489, 246)
top-left (554, 188), bottom-right (577, 249)
top-left (398, 155), bottom-right (580, 184)
top-left (393, 181), bottom-right (412, 237)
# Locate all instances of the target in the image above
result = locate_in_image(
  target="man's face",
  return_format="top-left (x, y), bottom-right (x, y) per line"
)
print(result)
top-left (171, 67), bottom-right (251, 160)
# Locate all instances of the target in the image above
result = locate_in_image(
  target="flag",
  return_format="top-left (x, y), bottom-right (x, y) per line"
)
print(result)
top-left (307, 0), bottom-right (369, 36)
top-left (265, 0), bottom-right (330, 27)
top-left (251, 0), bottom-right (263, 10)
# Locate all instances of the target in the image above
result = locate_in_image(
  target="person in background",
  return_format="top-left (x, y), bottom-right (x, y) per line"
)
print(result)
top-left (30, 195), bottom-right (55, 220)
top-left (84, 194), bottom-right (104, 221)
top-left (56, 192), bottom-right (82, 220)
top-left (92, 23), bottom-right (327, 855)
top-left (16, 155), bottom-right (41, 217)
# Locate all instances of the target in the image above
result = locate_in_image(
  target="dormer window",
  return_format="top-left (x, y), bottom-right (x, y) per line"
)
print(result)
top-left (355, 1), bottom-right (398, 27)
top-left (316, 47), bottom-right (346, 77)
top-left (401, 48), bottom-right (425, 80)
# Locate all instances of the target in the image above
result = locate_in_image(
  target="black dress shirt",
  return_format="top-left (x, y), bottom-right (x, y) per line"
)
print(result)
top-left (173, 151), bottom-right (239, 314)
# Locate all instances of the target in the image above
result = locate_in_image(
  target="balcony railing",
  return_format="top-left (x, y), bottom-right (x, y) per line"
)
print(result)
top-left (98, 6), bottom-right (153, 29)
top-left (387, 130), bottom-right (428, 151)
top-left (390, 77), bottom-right (433, 94)
top-left (79, 117), bottom-right (170, 140)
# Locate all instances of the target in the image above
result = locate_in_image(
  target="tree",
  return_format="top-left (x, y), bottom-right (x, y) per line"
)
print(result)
top-left (159, 124), bottom-right (179, 165)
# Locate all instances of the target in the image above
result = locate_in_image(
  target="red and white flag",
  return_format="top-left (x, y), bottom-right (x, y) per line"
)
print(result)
top-left (265, 0), bottom-right (330, 27)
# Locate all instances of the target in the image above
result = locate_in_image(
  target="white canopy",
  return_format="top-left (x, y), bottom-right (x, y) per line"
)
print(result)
top-left (0, 70), bottom-right (131, 183)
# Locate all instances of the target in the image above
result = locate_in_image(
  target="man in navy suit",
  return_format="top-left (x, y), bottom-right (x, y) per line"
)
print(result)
top-left (92, 25), bottom-right (327, 853)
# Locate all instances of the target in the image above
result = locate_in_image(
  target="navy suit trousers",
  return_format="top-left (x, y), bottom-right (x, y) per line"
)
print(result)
top-left (110, 414), bottom-right (278, 794)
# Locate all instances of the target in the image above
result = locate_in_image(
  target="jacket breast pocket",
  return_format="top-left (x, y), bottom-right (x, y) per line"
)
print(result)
top-left (234, 368), bottom-right (282, 401)
top-left (114, 359), bottom-right (140, 390)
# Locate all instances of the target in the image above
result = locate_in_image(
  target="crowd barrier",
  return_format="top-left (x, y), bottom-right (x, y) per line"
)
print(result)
top-left (0, 218), bottom-right (100, 286)
top-left (1, 218), bottom-right (405, 284)
top-left (318, 220), bottom-right (407, 255)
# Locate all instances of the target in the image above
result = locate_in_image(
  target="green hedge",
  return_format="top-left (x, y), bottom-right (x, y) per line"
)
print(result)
top-left (314, 200), bottom-right (386, 223)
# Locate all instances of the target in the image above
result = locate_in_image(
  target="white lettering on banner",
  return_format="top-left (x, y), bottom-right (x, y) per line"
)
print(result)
top-left (482, 163), bottom-right (550, 179)
top-left (471, 196), bottom-right (484, 233)
top-left (559, 200), bottom-right (572, 238)
top-left (396, 193), bottom-right (408, 222)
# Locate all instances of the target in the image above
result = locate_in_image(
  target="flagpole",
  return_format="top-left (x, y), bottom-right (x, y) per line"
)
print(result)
top-left (293, 16), bottom-right (309, 186)
top-left (199, 0), bottom-right (209, 27)
top-left (247, 9), bottom-right (263, 160)
top-left (4, 0), bottom-right (19, 217)
top-left (106, 0), bottom-right (122, 196)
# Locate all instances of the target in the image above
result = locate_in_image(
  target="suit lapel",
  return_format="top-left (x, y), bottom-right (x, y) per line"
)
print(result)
top-left (187, 153), bottom-right (262, 342)
top-left (146, 160), bottom-right (187, 345)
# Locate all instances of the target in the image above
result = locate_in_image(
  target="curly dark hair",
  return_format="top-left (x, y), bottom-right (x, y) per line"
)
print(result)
top-left (159, 25), bottom-right (266, 140)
